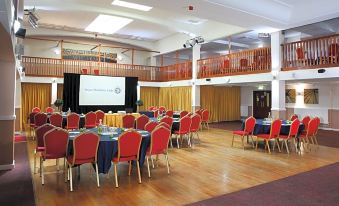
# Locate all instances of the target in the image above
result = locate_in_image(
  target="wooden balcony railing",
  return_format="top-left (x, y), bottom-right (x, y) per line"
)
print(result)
top-left (197, 47), bottom-right (271, 78)
top-left (159, 61), bottom-right (192, 81)
top-left (282, 34), bottom-right (339, 70)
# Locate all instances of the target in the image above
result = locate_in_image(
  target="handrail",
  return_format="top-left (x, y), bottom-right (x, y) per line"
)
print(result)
top-left (160, 61), bottom-right (192, 81)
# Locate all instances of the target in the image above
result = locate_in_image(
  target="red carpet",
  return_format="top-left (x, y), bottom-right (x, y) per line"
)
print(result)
top-left (187, 162), bottom-right (339, 206)
top-left (14, 134), bottom-right (27, 143)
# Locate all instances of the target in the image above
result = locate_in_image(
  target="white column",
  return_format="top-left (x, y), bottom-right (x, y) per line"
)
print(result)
top-left (51, 79), bottom-right (57, 104)
top-left (192, 45), bottom-right (201, 111)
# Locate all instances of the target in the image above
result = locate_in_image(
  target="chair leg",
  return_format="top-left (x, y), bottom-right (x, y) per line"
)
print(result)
top-left (146, 156), bottom-right (151, 178)
top-left (114, 163), bottom-right (118, 188)
top-left (69, 164), bottom-right (73, 191)
top-left (95, 163), bottom-right (100, 187)
top-left (255, 138), bottom-right (259, 150)
top-left (151, 157), bottom-right (155, 169)
top-left (281, 140), bottom-right (285, 150)
top-left (39, 156), bottom-right (42, 177)
top-left (207, 122), bottom-right (209, 130)
top-left (170, 137), bottom-right (173, 148)
top-left (136, 162), bottom-right (142, 184)
top-left (165, 153), bottom-right (170, 174)
top-left (231, 135), bottom-right (234, 147)
top-left (128, 161), bottom-right (132, 176)
top-left (41, 159), bottom-right (44, 185)
top-left (250, 135), bottom-right (255, 148)
top-left (241, 136), bottom-right (245, 150)
top-left (56, 159), bottom-right (59, 171)
top-left (266, 140), bottom-right (271, 154)
top-left (276, 139), bottom-right (281, 152)
top-left (34, 151), bottom-right (37, 174)
top-left (64, 158), bottom-right (67, 183)
top-left (285, 140), bottom-right (290, 154)
top-left (176, 135), bottom-right (180, 149)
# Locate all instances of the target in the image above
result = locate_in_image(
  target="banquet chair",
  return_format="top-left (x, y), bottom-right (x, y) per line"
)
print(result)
top-left (195, 109), bottom-right (204, 117)
top-left (34, 123), bottom-right (55, 174)
top-left (153, 110), bottom-right (159, 118)
top-left (122, 114), bottom-right (135, 128)
top-left (299, 118), bottom-right (318, 151)
top-left (180, 111), bottom-right (189, 118)
top-left (67, 132), bottom-right (100, 191)
top-left (145, 121), bottom-right (158, 133)
top-left (112, 130), bottom-right (142, 187)
top-left (312, 117), bottom-right (321, 147)
top-left (41, 128), bottom-right (69, 185)
top-left (157, 122), bottom-right (171, 130)
top-left (85, 111), bottom-right (97, 129)
top-left (135, 115), bottom-right (149, 130)
top-left (190, 114), bottom-right (202, 146)
top-left (45, 107), bottom-right (54, 113)
top-left (81, 68), bottom-right (88, 74)
top-left (95, 110), bottom-right (105, 126)
top-left (28, 112), bottom-right (38, 138)
top-left (201, 110), bottom-right (210, 130)
top-left (158, 106), bottom-right (166, 114)
top-left (232, 116), bottom-right (256, 149)
top-left (32, 107), bottom-right (41, 113)
top-left (290, 114), bottom-right (298, 121)
top-left (66, 113), bottom-right (80, 130)
top-left (49, 113), bottom-right (63, 127)
top-left (160, 116), bottom-right (174, 147)
top-left (173, 116), bottom-right (192, 148)
top-left (165, 110), bottom-right (173, 117)
top-left (34, 113), bottom-right (48, 140)
top-left (146, 126), bottom-right (171, 178)
top-left (279, 119), bottom-right (300, 154)
top-left (93, 69), bottom-right (99, 75)
top-left (255, 119), bottom-right (282, 154)
top-left (301, 116), bottom-right (311, 135)
top-left (148, 106), bottom-right (156, 111)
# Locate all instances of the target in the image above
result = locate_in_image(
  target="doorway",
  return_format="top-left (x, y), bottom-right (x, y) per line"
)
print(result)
top-left (253, 90), bottom-right (271, 119)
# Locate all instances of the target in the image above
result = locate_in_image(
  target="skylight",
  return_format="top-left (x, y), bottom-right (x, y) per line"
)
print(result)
top-left (112, 0), bottom-right (153, 11)
top-left (85, 15), bottom-right (133, 34)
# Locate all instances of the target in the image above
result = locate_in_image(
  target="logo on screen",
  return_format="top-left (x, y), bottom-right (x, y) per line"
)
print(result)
top-left (114, 87), bottom-right (122, 94)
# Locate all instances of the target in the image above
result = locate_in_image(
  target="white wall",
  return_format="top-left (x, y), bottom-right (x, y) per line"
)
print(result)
top-left (240, 86), bottom-right (254, 117)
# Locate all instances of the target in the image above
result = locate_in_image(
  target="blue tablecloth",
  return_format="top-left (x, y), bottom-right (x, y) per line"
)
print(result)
top-left (139, 111), bottom-right (155, 118)
top-left (68, 128), bottom-right (150, 174)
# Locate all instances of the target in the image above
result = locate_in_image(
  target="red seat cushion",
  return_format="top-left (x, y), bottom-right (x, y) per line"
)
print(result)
top-left (112, 155), bottom-right (137, 163)
top-left (36, 146), bottom-right (45, 152)
top-left (174, 130), bottom-right (189, 135)
top-left (233, 130), bottom-right (249, 136)
top-left (67, 156), bottom-right (95, 165)
top-left (256, 134), bottom-right (272, 139)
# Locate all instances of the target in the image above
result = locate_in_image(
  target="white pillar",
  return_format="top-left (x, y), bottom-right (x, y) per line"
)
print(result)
top-left (192, 45), bottom-right (201, 111)
top-left (51, 79), bottom-right (57, 105)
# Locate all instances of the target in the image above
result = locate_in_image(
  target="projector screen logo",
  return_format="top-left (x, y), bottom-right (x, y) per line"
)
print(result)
top-left (114, 87), bottom-right (122, 94)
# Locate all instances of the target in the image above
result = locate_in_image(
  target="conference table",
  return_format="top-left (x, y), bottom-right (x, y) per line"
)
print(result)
top-left (67, 127), bottom-right (150, 174)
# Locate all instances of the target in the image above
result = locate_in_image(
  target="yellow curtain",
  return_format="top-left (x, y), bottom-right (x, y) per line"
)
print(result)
top-left (200, 86), bottom-right (240, 122)
top-left (159, 86), bottom-right (192, 111)
top-left (21, 83), bottom-right (51, 130)
top-left (57, 83), bottom-right (63, 100)
top-left (140, 87), bottom-right (159, 110)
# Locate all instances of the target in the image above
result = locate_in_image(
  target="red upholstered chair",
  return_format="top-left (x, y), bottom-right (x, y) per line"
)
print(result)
top-left (85, 111), bottom-right (97, 129)
top-left (158, 106), bottom-right (166, 114)
top-left (240, 58), bottom-right (248, 69)
top-left (296, 47), bottom-right (305, 60)
top-left (301, 116), bottom-right (311, 135)
top-left (201, 110), bottom-right (210, 129)
top-left (135, 115), bottom-right (149, 130)
top-left (153, 110), bottom-right (159, 118)
top-left (190, 114), bottom-right (202, 145)
top-left (290, 114), bottom-right (298, 121)
top-left (94, 69), bottom-right (99, 75)
top-left (195, 109), bottom-right (203, 117)
top-left (160, 116), bottom-right (174, 147)
top-left (122, 114), bottom-right (135, 128)
top-left (148, 106), bottom-right (156, 111)
top-left (255, 119), bottom-right (282, 154)
top-left (45, 107), bottom-right (54, 113)
top-left (165, 110), bottom-right (173, 117)
top-left (312, 117), bottom-right (321, 147)
top-left (34, 113), bottom-right (48, 139)
top-left (34, 123), bottom-right (55, 174)
top-left (112, 130), bottom-right (142, 187)
top-left (232, 116), bottom-right (256, 149)
top-left (145, 121), bottom-right (158, 133)
top-left (49, 113), bottom-right (63, 127)
top-left (28, 112), bottom-right (38, 138)
top-left (157, 122), bottom-right (171, 130)
top-left (41, 128), bottom-right (68, 185)
top-left (32, 107), bottom-right (41, 113)
top-left (95, 110), bottom-right (105, 126)
top-left (180, 111), bottom-right (189, 118)
top-left (146, 126), bottom-right (171, 178)
top-left (81, 68), bottom-right (88, 74)
top-left (174, 116), bottom-right (192, 148)
top-left (299, 118), bottom-right (318, 151)
top-left (67, 132), bottom-right (100, 191)
top-left (279, 119), bottom-right (300, 154)
top-left (66, 113), bottom-right (80, 130)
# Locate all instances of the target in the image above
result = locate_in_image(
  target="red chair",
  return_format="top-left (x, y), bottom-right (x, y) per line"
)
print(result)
top-left (85, 111), bottom-right (97, 129)
top-left (66, 113), bottom-right (80, 130)
top-left (190, 114), bottom-right (202, 146)
top-left (67, 132), bottom-right (100, 191)
top-left (95, 110), bottom-right (105, 126)
top-left (195, 109), bottom-right (204, 117)
top-left (32, 107), bottom-right (41, 113)
top-left (81, 68), bottom-right (88, 74)
top-left (240, 58), bottom-right (248, 69)
top-left (180, 111), bottom-right (189, 118)
top-left (146, 126), bottom-right (171, 178)
top-left (290, 114), bottom-right (298, 121)
top-left (279, 119), bottom-right (300, 154)
top-left (28, 112), bottom-right (38, 138)
top-left (165, 110), bottom-right (173, 117)
top-left (301, 116), bottom-right (311, 135)
top-left (145, 121), bottom-right (159, 133)
top-left (160, 116), bottom-right (174, 147)
top-left (157, 122), bottom-right (171, 130)
top-left (312, 117), bottom-right (321, 146)
top-left (41, 128), bottom-right (69, 185)
top-left (255, 119), bottom-right (282, 154)
top-left (174, 116), bottom-right (192, 148)
top-left (112, 130), bottom-right (142, 187)
top-left (135, 115), bottom-right (149, 130)
top-left (299, 118), bottom-right (318, 151)
top-left (158, 106), bottom-right (166, 114)
top-left (148, 106), bottom-right (156, 111)
top-left (122, 114), bottom-right (135, 128)
top-left (232, 116), bottom-right (256, 149)
top-left (201, 110), bottom-right (210, 129)
top-left (153, 110), bottom-right (159, 118)
top-left (34, 123), bottom-right (55, 174)
top-left (45, 107), bottom-right (54, 113)
top-left (94, 69), bottom-right (99, 75)
top-left (34, 113), bottom-right (48, 139)
top-left (49, 113), bottom-right (63, 127)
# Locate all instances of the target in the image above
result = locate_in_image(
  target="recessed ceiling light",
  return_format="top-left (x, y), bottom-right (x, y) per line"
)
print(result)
top-left (85, 14), bottom-right (133, 34)
top-left (112, 0), bottom-right (152, 11)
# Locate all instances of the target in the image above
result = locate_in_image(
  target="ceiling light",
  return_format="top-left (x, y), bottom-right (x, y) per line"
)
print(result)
top-left (112, 0), bottom-right (152, 11)
top-left (13, 20), bottom-right (20, 33)
top-left (85, 14), bottom-right (133, 34)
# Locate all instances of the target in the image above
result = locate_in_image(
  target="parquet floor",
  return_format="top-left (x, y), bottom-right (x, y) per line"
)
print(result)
top-left (26, 128), bottom-right (339, 206)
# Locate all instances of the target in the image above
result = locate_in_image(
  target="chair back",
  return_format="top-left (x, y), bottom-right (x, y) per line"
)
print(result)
top-left (195, 109), bottom-right (203, 117)
top-left (149, 126), bottom-right (171, 155)
top-left (306, 118), bottom-right (318, 137)
top-left (148, 106), bottom-right (156, 111)
top-left (43, 128), bottom-right (69, 159)
top-left (117, 130), bottom-right (142, 160)
top-left (202, 110), bottom-right (209, 122)
top-left (85, 111), bottom-right (97, 128)
top-left (160, 116), bottom-right (173, 129)
top-left (157, 122), bottom-right (171, 130)
top-left (71, 132), bottom-right (99, 164)
top-left (153, 110), bottom-right (159, 118)
top-left (296, 47), bottom-right (304, 59)
top-left (49, 113), bottom-right (63, 127)
top-left (270, 119), bottom-right (282, 138)
top-left (302, 116), bottom-right (311, 131)
top-left (29, 112), bottom-right (38, 125)
top-left (45, 107), bottom-right (54, 113)
top-left (95, 110), bottom-right (105, 126)
top-left (122, 114), bottom-right (135, 128)
top-left (190, 114), bottom-right (201, 132)
top-left (289, 119), bottom-right (300, 137)
top-left (223, 59), bottom-right (230, 68)
top-left (158, 106), bottom-right (166, 113)
top-left (290, 114), bottom-right (298, 121)
top-left (180, 111), bottom-right (189, 118)
top-left (314, 116), bottom-right (321, 134)
top-left (36, 123), bottom-right (55, 148)
top-left (67, 113), bottom-right (80, 129)
top-left (244, 116), bottom-right (256, 134)
top-left (135, 115), bottom-right (149, 130)
top-left (94, 69), bottom-right (99, 75)
top-left (81, 68), bottom-right (88, 74)
top-left (32, 107), bottom-right (41, 113)
top-left (165, 110), bottom-right (173, 117)
top-left (145, 121), bottom-right (158, 132)
top-left (178, 116), bottom-right (192, 134)
top-left (34, 113), bottom-right (48, 127)
top-left (240, 58), bottom-right (248, 67)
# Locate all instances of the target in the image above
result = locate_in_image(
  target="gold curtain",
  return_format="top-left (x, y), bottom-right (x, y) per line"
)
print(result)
top-left (159, 86), bottom-right (192, 111)
top-left (140, 87), bottom-right (160, 110)
top-left (57, 83), bottom-right (63, 100)
top-left (21, 83), bottom-right (52, 130)
top-left (200, 86), bottom-right (240, 122)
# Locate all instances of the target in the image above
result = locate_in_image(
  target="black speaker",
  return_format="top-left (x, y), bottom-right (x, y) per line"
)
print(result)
top-left (206, 78), bottom-right (211, 82)
top-left (318, 69), bottom-right (326, 73)
top-left (15, 28), bottom-right (26, 39)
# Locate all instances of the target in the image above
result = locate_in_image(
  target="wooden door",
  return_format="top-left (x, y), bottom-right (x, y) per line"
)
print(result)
top-left (253, 91), bottom-right (271, 119)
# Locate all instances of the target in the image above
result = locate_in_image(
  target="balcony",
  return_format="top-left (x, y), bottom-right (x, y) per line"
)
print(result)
top-left (158, 61), bottom-right (192, 81)
top-left (197, 47), bottom-right (271, 78)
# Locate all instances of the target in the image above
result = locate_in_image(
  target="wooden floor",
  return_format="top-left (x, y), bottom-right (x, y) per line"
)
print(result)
top-left (26, 128), bottom-right (339, 206)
